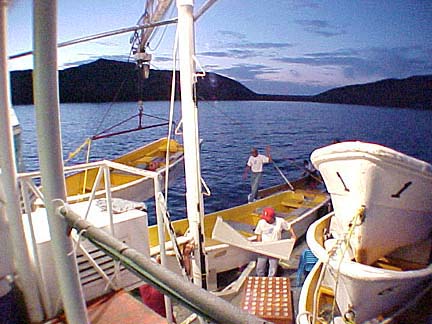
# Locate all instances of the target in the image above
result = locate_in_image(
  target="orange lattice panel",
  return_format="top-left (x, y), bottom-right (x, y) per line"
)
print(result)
top-left (241, 277), bottom-right (293, 324)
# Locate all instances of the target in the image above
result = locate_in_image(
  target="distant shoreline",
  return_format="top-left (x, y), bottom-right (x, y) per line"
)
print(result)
top-left (10, 59), bottom-right (432, 110)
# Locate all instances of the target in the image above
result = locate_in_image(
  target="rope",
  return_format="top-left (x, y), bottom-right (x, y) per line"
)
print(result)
top-left (157, 193), bottom-right (189, 278)
top-left (330, 207), bottom-right (364, 323)
top-left (64, 138), bottom-right (91, 163)
top-left (272, 161), bottom-right (294, 190)
top-left (146, 2), bottom-right (175, 52)
top-left (164, 26), bottom-right (180, 204)
top-left (309, 208), bottom-right (364, 323)
top-left (68, 229), bottom-right (88, 256)
top-left (64, 34), bottom-right (147, 163)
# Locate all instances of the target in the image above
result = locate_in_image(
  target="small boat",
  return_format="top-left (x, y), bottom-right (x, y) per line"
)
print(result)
top-left (2, 1), bottom-right (268, 322)
top-left (311, 141), bottom-right (432, 265)
top-left (61, 137), bottom-right (184, 204)
top-left (257, 174), bottom-right (323, 199)
top-left (148, 185), bottom-right (330, 289)
top-left (298, 212), bottom-right (432, 324)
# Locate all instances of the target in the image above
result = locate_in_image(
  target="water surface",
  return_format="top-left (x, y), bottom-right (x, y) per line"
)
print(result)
top-left (14, 101), bottom-right (432, 223)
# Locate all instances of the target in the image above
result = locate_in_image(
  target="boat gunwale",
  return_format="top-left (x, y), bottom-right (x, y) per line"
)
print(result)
top-left (311, 142), bottom-right (432, 178)
top-left (307, 213), bottom-right (432, 280)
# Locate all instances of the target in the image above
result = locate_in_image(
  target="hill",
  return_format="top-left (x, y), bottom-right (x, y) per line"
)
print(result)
top-left (9, 59), bottom-right (432, 109)
top-left (311, 75), bottom-right (432, 109)
top-left (10, 59), bottom-right (261, 105)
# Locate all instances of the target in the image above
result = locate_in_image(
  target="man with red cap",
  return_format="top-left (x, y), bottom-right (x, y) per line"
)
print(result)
top-left (254, 207), bottom-right (296, 277)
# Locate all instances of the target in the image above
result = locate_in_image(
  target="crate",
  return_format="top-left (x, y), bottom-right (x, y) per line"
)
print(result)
top-left (241, 277), bottom-right (293, 324)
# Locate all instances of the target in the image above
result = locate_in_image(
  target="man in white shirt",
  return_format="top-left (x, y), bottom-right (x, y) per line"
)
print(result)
top-left (254, 207), bottom-right (296, 277)
top-left (243, 146), bottom-right (271, 202)
top-left (302, 159), bottom-right (319, 189)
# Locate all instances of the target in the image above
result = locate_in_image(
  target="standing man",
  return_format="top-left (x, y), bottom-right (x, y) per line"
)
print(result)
top-left (243, 146), bottom-right (272, 202)
top-left (302, 159), bottom-right (319, 189)
top-left (254, 207), bottom-right (296, 277)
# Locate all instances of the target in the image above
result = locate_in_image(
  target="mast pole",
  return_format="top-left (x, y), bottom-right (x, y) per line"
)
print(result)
top-left (33, 1), bottom-right (88, 322)
top-left (176, 0), bottom-right (208, 288)
top-left (0, 1), bottom-right (43, 321)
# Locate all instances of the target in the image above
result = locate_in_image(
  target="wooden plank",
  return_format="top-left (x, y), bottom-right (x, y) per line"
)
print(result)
top-left (49, 290), bottom-right (168, 324)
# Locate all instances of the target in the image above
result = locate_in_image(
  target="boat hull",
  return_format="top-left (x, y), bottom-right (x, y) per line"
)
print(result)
top-left (311, 141), bottom-right (432, 264)
top-left (63, 138), bottom-right (184, 203)
top-left (150, 188), bottom-right (330, 289)
top-left (304, 213), bottom-right (432, 323)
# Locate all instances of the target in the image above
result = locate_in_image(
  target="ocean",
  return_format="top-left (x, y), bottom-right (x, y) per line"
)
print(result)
top-left (14, 100), bottom-right (432, 224)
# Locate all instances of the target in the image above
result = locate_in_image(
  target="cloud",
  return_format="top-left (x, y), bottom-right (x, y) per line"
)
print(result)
top-left (213, 63), bottom-right (272, 82)
top-left (289, 0), bottom-right (321, 9)
top-left (294, 19), bottom-right (346, 37)
top-left (273, 46), bottom-right (432, 81)
top-left (199, 42), bottom-right (294, 60)
top-left (217, 30), bottom-right (247, 40)
top-left (246, 80), bottom-right (329, 95)
top-left (199, 51), bottom-right (232, 58)
top-left (234, 42), bottom-right (294, 49)
top-left (214, 30), bottom-right (294, 51)
top-left (203, 43), bottom-right (432, 95)
top-left (209, 63), bottom-right (330, 95)
top-left (60, 54), bottom-right (132, 69)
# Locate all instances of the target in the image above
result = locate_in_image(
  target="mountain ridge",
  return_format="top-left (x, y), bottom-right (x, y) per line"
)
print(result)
top-left (10, 59), bottom-right (432, 109)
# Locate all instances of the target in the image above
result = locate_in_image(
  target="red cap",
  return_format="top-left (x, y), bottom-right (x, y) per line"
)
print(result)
top-left (261, 207), bottom-right (275, 223)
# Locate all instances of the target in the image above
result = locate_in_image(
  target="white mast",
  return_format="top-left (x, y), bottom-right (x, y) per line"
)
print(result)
top-left (32, 1), bottom-right (88, 322)
top-left (176, 0), bottom-right (208, 288)
top-left (0, 0), bottom-right (43, 320)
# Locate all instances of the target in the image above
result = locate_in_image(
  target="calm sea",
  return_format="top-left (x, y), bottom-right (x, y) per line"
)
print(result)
top-left (14, 101), bottom-right (432, 224)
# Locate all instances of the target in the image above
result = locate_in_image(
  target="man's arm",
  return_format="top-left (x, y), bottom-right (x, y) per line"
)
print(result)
top-left (265, 145), bottom-right (272, 162)
top-left (243, 165), bottom-right (250, 179)
top-left (289, 226), bottom-right (297, 241)
top-left (283, 220), bottom-right (297, 240)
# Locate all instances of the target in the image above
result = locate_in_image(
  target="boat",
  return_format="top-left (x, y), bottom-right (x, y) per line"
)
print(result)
top-left (147, 185), bottom-right (330, 289)
top-left (298, 212), bottom-right (432, 324)
top-left (62, 137), bottom-right (184, 204)
top-left (257, 174), bottom-right (324, 199)
top-left (298, 141), bottom-right (432, 323)
top-left (311, 141), bottom-right (432, 265)
top-left (2, 1), bottom-right (266, 322)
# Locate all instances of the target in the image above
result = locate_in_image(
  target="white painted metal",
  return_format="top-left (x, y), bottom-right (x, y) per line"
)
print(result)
top-left (0, 0), bottom-right (44, 320)
top-left (32, 1), bottom-right (88, 322)
top-left (311, 141), bottom-right (432, 264)
top-left (139, 0), bottom-right (174, 52)
top-left (18, 160), bottom-right (156, 313)
top-left (154, 176), bottom-right (174, 324)
top-left (306, 213), bottom-right (432, 323)
top-left (176, 0), bottom-right (208, 288)
top-left (25, 199), bottom-right (150, 314)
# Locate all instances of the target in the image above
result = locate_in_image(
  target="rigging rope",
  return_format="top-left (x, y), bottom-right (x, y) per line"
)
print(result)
top-left (330, 207), bottom-right (364, 324)
top-left (164, 26), bottom-right (180, 204)
top-left (310, 208), bottom-right (364, 323)
top-left (65, 138), bottom-right (92, 164)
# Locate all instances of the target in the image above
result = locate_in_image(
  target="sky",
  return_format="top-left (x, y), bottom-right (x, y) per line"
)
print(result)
top-left (6, 0), bottom-right (432, 95)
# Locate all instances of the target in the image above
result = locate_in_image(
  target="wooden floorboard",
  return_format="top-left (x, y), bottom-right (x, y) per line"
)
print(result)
top-left (48, 290), bottom-right (168, 324)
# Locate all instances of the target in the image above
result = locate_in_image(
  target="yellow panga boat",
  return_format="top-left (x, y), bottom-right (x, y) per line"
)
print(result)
top-left (148, 186), bottom-right (330, 289)
top-left (63, 137), bottom-right (184, 203)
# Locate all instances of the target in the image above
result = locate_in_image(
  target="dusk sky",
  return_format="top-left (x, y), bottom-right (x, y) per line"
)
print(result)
top-left (6, 0), bottom-right (432, 95)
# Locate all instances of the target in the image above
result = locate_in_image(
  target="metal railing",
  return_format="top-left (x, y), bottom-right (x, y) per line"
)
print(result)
top-left (59, 203), bottom-right (267, 324)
